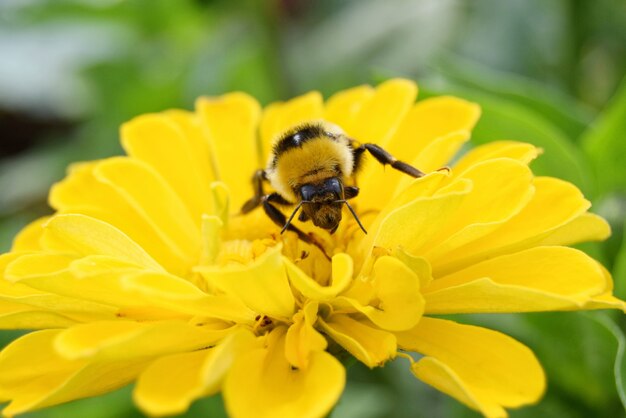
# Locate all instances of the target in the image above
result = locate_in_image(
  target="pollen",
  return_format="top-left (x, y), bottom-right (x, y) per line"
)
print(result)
top-left (213, 238), bottom-right (277, 266)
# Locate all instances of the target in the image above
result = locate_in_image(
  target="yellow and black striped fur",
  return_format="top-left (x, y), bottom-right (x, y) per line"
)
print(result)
top-left (241, 121), bottom-right (426, 252)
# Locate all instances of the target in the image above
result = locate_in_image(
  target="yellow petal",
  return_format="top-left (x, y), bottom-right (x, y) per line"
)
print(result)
top-left (582, 293), bottom-right (626, 311)
top-left (259, 91), bottom-right (324, 162)
top-left (285, 302), bottom-right (327, 369)
top-left (0, 254), bottom-right (118, 323)
top-left (454, 141), bottom-right (539, 175)
top-left (120, 270), bottom-right (212, 301)
top-left (49, 162), bottom-right (188, 274)
top-left (349, 79), bottom-right (418, 146)
top-left (2, 361), bottom-right (145, 417)
top-left (6, 253), bottom-right (233, 320)
top-left (199, 329), bottom-right (259, 395)
top-left (0, 330), bottom-right (145, 416)
top-left (196, 93), bottom-right (261, 208)
top-left (356, 91), bottom-right (479, 210)
top-left (11, 255), bottom-right (251, 322)
top-left (422, 159), bottom-right (534, 260)
top-left (366, 130), bottom-right (470, 206)
top-left (423, 278), bottom-right (603, 314)
top-left (0, 297), bottom-right (115, 328)
top-left (335, 256), bottom-right (424, 331)
top-left (5, 254), bottom-right (134, 309)
top-left (196, 245), bottom-right (295, 320)
top-left (413, 357), bottom-right (507, 418)
top-left (356, 93), bottom-right (479, 211)
top-left (347, 79), bottom-right (418, 210)
top-left (0, 330), bottom-right (80, 409)
top-left (318, 315), bottom-right (396, 368)
top-left (539, 212), bottom-right (611, 246)
top-left (54, 320), bottom-right (229, 361)
top-left (69, 255), bottom-right (143, 278)
top-left (337, 274), bottom-right (375, 306)
top-left (359, 130), bottom-right (470, 213)
top-left (397, 317), bottom-right (545, 417)
top-left (0, 252), bottom-right (35, 284)
top-left (7, 257), bottom-right (145, 309)
top-left (200, 215), bottom-right (223, 265)
top-left (40, 214), bottom-right (163, 271)
top-left (223, 327), bottom-right (345, 418)
top-left (426, 246), bottom-right (608, 300)
top-left (122, 271), bottom-right (255, 322)
top-left (385, 96), bottom-right (480, 160)
top-left (166, 109), bottom-right (218, 182)
top-left (134, 349), bottom-right (212, 416)
top-left (0, 302), bottom-right (78, 329)
top-left (2, 360), bottom-right (145, 417)
top-left (210, 181), bottom-right (232, 225)
top-left (94, 157), bottom-right (201, 267)
top-left (323, 85), bottom-right (375, 134)
top-left (359, 170), bottom-right (449, 241)
top-left (0, 330), bottom-right (80, 392)
top-left (4, 253), bottom-right (75, 279)
top-left (11, 216), bottom-right (48, 251)
top-left (393, 247), bottom-right (433, 288)
top-left (411, 130), bottom-right (470, 173)
top-left (134, 330), bottom-right (258, 417)
top-left (431, 176), bottom-right (592, 276)
top-left (284, 253), bottom-right (353, 301)
top-left (365, 178), bottom-right (470, 256)
top-left (574, 265), bottom-right (625, 311)
top-left (120, 112), bottom-right (215, 223)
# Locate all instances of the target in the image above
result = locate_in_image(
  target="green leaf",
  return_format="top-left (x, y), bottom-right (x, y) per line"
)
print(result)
top-left (181, 394), bottom-right (228, 418)
top-left (431, 55), bottom-right (595, 140)
top-left (613, 215), bottom-right (626, 301)
top-left (588, 314), bottom-right (626, 412)
top-left (331, 381), bottom-right (393, 418)
top-left (582, 76), bottom-right (626, 197)
top-left (520, 312), bottom-right (620, 411)
top-left (0, 330), bottom-right (25, 350)
top-left (456, 312), bottom-right (623, 415)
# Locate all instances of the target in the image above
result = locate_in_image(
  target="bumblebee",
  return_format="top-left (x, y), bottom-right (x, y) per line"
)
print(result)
top-left (241, 121), bottom-right (426, 249)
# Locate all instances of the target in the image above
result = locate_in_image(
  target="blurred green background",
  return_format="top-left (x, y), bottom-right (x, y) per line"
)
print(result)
top-left (1, 0), bottom-right (625, 417)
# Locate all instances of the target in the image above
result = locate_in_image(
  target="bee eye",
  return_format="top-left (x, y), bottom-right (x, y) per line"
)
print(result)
top-left (292, 133), bottom-right (302, 143)
top-left (300, 184), bottom-right (315, 201)
top-left (323, 178), bottom-right (342, 196)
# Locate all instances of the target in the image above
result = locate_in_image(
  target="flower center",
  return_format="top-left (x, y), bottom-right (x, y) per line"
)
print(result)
top-left (252, 314), bottom-right (276, 336)
top-left (214, 239), bottom-right (275, 266)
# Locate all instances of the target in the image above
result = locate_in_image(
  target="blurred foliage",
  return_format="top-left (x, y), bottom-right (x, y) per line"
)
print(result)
top-left (1, 0), bottom-right (625, 417)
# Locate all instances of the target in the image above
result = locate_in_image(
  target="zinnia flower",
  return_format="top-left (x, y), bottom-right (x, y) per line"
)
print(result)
top-left (0, 79), bottom-right (623, 418)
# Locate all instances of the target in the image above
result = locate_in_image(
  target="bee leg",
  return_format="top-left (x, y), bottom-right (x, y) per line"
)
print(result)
top-left (344, 186), bottom-right (359, 199)
top-left (266, 192), bottom-right (292, 206)
top-left (262, 194), bottom-right (330, 260)
top-left (241, 169), bottom-right (268, 214)
top-left (360, 143), bottom-right (426, 178)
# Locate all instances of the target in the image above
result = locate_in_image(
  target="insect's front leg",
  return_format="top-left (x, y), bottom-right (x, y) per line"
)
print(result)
top-left (360, 143), bottom-right (426, 178)
top-left (241, 169), bottom-right (268, 214)
top-left (262, 193), bottom-right (330, 260)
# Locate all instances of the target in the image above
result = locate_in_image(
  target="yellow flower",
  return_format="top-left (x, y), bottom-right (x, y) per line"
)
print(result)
top-left (0, 79), bottom-right (623, 418)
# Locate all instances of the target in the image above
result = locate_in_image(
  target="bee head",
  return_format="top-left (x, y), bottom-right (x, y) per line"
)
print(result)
top-left (299, 177), bottom-right (344, 231)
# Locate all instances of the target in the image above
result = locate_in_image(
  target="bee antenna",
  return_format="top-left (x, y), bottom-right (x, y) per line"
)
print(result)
top-left (336, 200), bottom-right (367, 234)
top-left (281, 201), bottom-right (305, 234)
